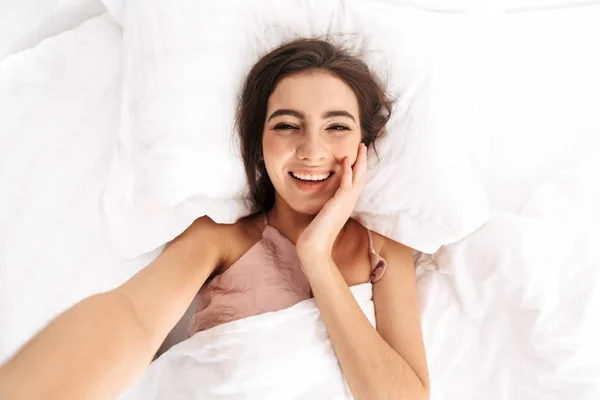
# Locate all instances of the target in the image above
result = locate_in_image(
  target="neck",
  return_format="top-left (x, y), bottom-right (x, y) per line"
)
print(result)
top-left (266, 196), bottom-right (315, 245)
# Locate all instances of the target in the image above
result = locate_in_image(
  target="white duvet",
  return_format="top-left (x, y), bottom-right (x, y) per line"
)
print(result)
top-left (1, 2), bottom-right (600, 400)
top-left (121, 284), bottom-right (376, 400)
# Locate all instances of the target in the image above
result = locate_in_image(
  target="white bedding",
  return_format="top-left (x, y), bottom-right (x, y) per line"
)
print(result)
top-left (0, 0), bottom-right (107, 60)
top-left (0, 13), bottom-right (149, 360)
top-left (117, 154), bottom-right (600, 400)
top-left (424, 155), bottom-right (600, 399)
top-left (1, 2), bottom-right (600, 400)
top-left (121, 284), bottom-right (377, 400)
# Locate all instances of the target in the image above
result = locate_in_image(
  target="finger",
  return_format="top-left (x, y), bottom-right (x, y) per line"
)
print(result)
top-left (340, 157), bottom-right (353, 190)
top-left (352, 143), bottom-right (368, 187)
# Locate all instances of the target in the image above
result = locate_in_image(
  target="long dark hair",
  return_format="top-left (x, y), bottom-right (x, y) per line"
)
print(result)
top-left (236, 38), bottom-right (392, 214)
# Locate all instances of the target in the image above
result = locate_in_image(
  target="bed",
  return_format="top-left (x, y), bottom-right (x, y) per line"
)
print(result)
top-left (1, 1), bottom-right (599, 399)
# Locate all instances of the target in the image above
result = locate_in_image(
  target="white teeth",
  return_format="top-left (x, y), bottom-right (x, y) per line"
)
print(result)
top-left (291, 172), bottom-right (331, 181)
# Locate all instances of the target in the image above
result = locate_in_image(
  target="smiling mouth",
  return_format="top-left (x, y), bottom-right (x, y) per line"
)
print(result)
top-left (289, 171), bottom-right (334, 182)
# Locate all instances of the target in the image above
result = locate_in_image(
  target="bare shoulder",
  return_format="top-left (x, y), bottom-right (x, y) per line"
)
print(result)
top-left (368, 230), bottom-right (413, 262)
top-left (176, 215), bottom-right (226, 243)
top-left (180, 213), bottom-right (264, 272)
top-left (222, 213), bottom-right (265, 268)
top-left (167, 216), bottom-right (228, 267)
top-left (346, 219), bottom-right (412, 256)
top-left (180, 214), bottom-right (260, 239)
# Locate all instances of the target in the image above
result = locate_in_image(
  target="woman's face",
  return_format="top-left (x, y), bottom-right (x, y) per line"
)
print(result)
top-left (262, 70), bottom-right (362, 215)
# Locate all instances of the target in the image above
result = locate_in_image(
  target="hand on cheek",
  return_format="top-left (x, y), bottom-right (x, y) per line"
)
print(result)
top-left (297, 143), bottom-right (368, 263)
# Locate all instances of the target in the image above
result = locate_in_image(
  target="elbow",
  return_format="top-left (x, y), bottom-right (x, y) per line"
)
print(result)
top-left (400, 385), bottom-right (430, 400)
top-left (419, 383), bottom-right (431, 400)
top-left (368, 382), bottom-right (429, 400)
top-left (388, 377), bottom-right (430, 400)
top-left (414, 375), bottom-right (430, 400)
top-left (402, 385), bottom-right (430, 400)
top-left (410, 366), bottom-right (430, 400)
top-left (358, 378), bottom-right (429, 400)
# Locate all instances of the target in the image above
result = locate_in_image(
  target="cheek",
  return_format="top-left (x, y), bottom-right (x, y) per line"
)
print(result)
top-left (262, 135), bottom-right (292, 178)
top-left (333, 135), bottom-right (362, 164)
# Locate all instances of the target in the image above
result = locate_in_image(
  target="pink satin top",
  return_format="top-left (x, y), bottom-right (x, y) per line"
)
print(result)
top-left (188, 215), bottom-right (387, 335)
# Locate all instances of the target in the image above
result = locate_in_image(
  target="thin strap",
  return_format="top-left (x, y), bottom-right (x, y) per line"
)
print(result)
top-left (263, 212), bottom-right (269, 227)
top-left (366, 229), bottom-right (375, 251)
top-left (366, 229), bottom-right (387, 283)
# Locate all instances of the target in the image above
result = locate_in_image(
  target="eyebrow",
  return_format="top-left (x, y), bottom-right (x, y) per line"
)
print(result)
top-left (322, 110), bottom-right (356, 122)
top-left (266, 109), bottom-right (356, 123)
top-left (267, 109), bottom-right (304, 122)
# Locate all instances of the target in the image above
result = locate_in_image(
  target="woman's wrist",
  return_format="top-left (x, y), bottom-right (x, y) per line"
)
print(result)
top-left (297, 245), bottom-right (331, 264)
top-left (297, 250), bottom-right (334, 278)
top-left (296, 235), bottom-right (333, 259)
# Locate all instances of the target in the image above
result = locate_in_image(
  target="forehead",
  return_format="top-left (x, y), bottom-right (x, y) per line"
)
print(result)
top-left (267, 71), bottom-right (359, 116)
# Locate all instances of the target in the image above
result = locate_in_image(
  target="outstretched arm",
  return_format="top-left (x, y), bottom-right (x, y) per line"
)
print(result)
top-left (0, 217), bottom-right (222, 400)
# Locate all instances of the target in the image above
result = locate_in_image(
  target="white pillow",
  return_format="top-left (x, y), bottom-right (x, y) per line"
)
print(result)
top-left (97, 0), bottom-right (483, 27)
top-left (99, 0), bottom-right (600, 25)
top-left (0, 0), bottom-right (105, 59)
top-left (100, 0), bottom-right (125, 26)
top-left (103, 0), bottom-right (489, 258)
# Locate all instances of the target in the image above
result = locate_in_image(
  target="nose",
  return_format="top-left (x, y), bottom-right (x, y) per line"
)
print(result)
top-left (296, 130), bottom-right (328, 162)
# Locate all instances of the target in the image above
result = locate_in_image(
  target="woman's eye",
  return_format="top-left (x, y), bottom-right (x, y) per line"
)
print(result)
top-left (327, 125), bottom-right (350, 132)
top-left (274, 123), bottom-right (298, 131)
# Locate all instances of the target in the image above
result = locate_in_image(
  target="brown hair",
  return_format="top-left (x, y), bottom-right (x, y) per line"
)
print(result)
top-left (236, 38), bottom-right (393, 214)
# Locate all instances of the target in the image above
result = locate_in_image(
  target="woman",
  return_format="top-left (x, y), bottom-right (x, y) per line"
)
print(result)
top-left (0, 39), bottom-right (429, 400)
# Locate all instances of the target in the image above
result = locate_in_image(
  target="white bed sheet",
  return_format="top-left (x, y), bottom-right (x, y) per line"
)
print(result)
top-left (422, 155), bottom-right (600, 399)
top-left (0, 4), bottom-right (599, 400)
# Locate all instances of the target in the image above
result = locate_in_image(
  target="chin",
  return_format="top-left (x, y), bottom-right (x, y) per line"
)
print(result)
top-left (288, 198), bottom-right (329, 216)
